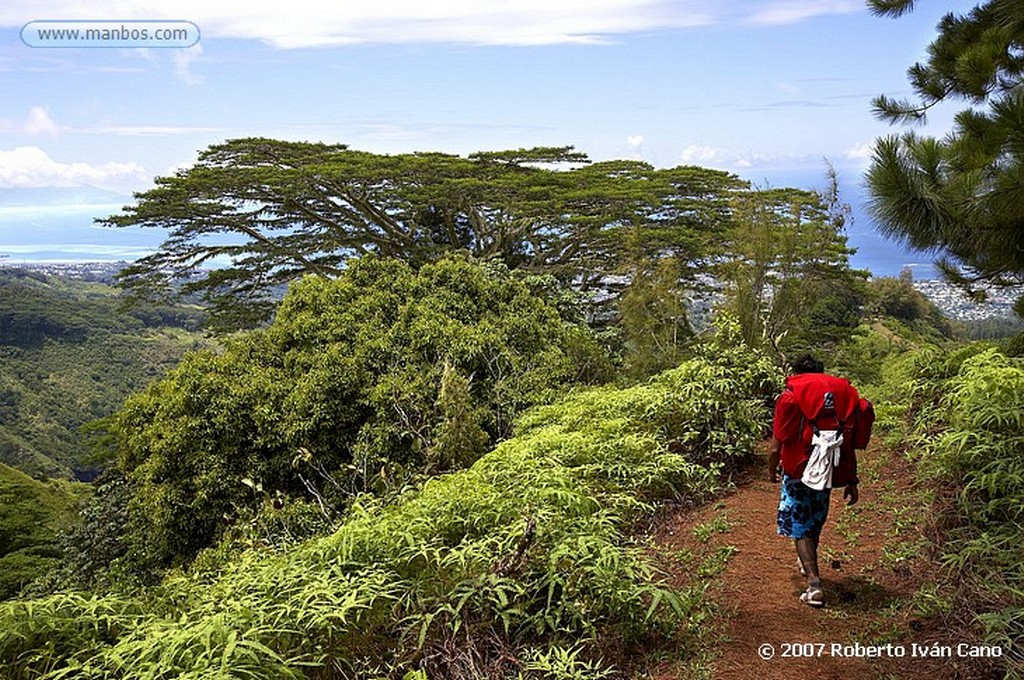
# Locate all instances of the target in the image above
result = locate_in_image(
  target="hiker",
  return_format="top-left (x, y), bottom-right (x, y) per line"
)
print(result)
top-left (767, 354), bottom-right (871, 608)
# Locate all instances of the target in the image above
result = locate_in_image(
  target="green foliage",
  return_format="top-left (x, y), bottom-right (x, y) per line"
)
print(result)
top-left (880, 345), bottom-right (1024, 674)
top-left (522, 644), bottom-right (616, 679)
top-left (866, 275), bottom-right (957, 340)
top-left (36, 472), bottom-right (149, 593)
top-left (828, 275), bottom-right (964, 388)
top-left (829, 323), bottom-right (907, 387)
top-left (716, 180), bottom-right (867, 358)
top-left (872, 276), bottom-right (928, 322)
top-left (1006, 331), bottom-right (1024, 357)
top-left (618, 257), bottom-right (693, 380)
top-left (0, 320), bottom-right (781, 678)
top-left (867, 1), bottom-right (1024, 296)
top-left (962, 317), bottom-right (1024, 341)
top-left (0, 269), bottom-right (204, 347)
top-left (107, 255), bottom-right (614, 569)
top-left (0, 464), bottom-right (88, 599)
top-left (0, 269), bottom-right (207, 478)
top-left (430, 363), bottom-right (490, 472)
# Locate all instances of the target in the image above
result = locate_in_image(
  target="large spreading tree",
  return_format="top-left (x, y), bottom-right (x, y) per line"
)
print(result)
top-left (866, 0), bottom-right (1024, 302)
top-left (105, 139), bottom-right (744, 329)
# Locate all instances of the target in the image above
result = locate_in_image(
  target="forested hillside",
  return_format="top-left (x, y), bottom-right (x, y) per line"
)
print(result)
top-left (0, 269), bottom-right (207, 479)
top-left (0, 463), bottom-right (87, 600)
top-left (5, 0), bottom-right (1024, 676)
top-left (0, 321), bottom-right (781, 677)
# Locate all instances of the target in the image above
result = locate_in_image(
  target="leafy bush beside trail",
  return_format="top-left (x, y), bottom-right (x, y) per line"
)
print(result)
top-left (0, 320), bottom-right (780, 679)
top-left (883, 346), bottom-right (1024, 675)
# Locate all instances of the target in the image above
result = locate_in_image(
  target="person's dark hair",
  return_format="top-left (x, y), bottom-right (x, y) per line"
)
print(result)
top-left (791, 354), bottom-right (824, 374)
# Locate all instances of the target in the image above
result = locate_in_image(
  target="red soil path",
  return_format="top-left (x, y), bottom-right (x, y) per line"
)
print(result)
top-left (649, 442), bottom-right (988, 679)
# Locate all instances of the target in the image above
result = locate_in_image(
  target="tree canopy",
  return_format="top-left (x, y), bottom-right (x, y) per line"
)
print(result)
top-left (106, 139), bottom-right (745, 329)
top-left (866, 0), bottom-right (1024, 298)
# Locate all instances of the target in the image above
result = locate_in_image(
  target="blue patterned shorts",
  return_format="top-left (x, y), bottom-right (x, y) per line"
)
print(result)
top-left (777, 474), bottom-right (832, 539)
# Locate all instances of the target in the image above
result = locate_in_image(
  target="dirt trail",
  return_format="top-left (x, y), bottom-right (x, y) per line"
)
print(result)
top-left (651, 442), bottom-right (953, 679)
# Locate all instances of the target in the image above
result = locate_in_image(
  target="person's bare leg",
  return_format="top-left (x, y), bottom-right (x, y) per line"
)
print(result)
top-left (795, 537), bottom-right (820, 586)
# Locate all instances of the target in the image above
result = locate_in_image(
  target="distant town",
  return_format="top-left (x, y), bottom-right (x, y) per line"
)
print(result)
top-left (0, 260), bottom-right (127, 283)
top-left (1, 260), bottom-right (1021, 322)
top-left (911, 278), bottom-right (1023, 322)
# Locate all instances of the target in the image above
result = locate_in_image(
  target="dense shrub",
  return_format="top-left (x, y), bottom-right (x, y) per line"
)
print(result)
top-left (0, 464), bottom-right (88, 599)
top-left (107, 255), bottom-right (614, 569)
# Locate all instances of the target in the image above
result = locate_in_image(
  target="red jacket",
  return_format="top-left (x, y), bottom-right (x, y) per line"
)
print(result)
top-left (773, 372), bottom-right (859, 487)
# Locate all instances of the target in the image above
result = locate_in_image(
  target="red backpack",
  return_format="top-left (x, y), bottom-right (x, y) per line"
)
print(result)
top-left (786, 374), bottom-right (874, 448)
top-left (851, 398), bottom-right (875, 450)
top-left (785, 373), bottom-right (872, 486)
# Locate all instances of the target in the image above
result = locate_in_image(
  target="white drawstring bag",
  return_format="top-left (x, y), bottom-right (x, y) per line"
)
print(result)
top-left (801, 429), bottom-right (843, 490)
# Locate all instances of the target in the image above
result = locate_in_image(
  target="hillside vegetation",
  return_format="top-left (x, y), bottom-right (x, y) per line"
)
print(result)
top-left (0, 464), bottom-right (88, 599)
top-left (0, 129), bottom-right (1020, 677)
top-left (877, 345), bottom-right (1024, 674)
top-left (98, 256), bottom-right (613, 572)
top-left (0, 268), bottom-right (206, 478)
top-left (0, 320), bottom-right (779, 678)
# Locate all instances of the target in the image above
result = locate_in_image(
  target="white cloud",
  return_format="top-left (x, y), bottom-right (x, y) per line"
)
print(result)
top-left (0, 107), bottom-right (62, 136)
top-left (0, 146), bottom-right (147, 189)
top-left (172, 44), bottom-right (203, 85)
top-left (844, 141), bottom-right (874, 160)
top-left (24, 107), bottom-right (59, 136)
top-left (624, 135), bottom-right (646, 159)
top-left (0, 1), bottom-right (866, 48)
top-left (679, 144), bottom-right (815, 171)
top-left (680, 145), bottom-right (730, 165)
top-left (747, 0), bottom-right (862, 26)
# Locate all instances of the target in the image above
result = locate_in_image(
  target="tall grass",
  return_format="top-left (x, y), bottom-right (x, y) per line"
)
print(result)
top-left (0, 322), bottom-right (780, 678)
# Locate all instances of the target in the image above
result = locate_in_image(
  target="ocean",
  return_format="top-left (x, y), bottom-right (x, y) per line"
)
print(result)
top-left (845, 216), bottom-right (940, 279)
top-left (0, 203), bottom-right (158, 263)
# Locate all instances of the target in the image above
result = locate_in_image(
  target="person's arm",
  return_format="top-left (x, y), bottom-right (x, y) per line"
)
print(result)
top-left (843, 384), bottom-right (860, 505)
top-left (769, 389), bottom-right (794, 483)
top-left (843, 448), bottom-right (859, 505)
top-left (768, 436), bottom-right (781, 483)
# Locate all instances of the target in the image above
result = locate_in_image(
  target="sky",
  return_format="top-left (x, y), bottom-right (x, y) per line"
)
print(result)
top-left (0, 0), bottom-right (982, 274)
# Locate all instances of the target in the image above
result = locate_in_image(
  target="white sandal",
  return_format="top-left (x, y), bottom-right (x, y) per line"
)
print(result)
top-left (800, 586), bottom-right (825, 607)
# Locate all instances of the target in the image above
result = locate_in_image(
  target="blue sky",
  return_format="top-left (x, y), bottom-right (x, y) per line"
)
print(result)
top-left (0, 0), bottom-right (980, 273)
